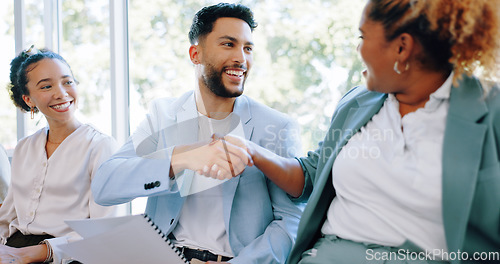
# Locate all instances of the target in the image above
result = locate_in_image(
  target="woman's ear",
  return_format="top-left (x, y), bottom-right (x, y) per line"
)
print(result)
top-left (22, 94), bottom-right (33, 108)
top-left (395, 33), bottom-right (414, 62)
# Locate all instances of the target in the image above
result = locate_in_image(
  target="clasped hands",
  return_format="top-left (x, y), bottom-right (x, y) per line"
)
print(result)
top-left (171, 134), bottom-right (254, 180)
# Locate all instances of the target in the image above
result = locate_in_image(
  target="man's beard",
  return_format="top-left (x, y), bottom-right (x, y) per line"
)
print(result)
top-left (203, 64), bottom-right (245, 98)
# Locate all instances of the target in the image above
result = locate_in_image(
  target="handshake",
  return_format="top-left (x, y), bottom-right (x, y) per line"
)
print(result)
top-left (171, 134), bottom-right (255, 180)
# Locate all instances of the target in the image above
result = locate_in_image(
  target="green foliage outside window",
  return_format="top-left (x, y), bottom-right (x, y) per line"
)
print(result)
top-left (128, 0), bottom-right (365, 152)
top-left (0, 0), bottom-right (365, 153)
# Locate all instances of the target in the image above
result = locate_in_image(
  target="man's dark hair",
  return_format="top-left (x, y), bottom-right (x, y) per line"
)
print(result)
top-left (189, 3), bottom-right (257, 45)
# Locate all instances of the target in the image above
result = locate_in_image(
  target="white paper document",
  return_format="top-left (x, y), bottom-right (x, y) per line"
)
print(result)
top-left (58, 214), bottom-right (189, 264)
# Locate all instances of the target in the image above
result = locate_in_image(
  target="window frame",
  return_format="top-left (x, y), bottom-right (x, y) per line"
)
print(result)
top-left (13, 0), bottom-right (131, 145)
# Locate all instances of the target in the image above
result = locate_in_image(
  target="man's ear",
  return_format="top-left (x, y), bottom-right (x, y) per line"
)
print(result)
top-left (189, 44), bottom-right (201, 64)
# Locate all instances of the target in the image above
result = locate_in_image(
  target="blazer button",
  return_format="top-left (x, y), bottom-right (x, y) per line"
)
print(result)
top-left (154, 181), bottom-right (161, 187)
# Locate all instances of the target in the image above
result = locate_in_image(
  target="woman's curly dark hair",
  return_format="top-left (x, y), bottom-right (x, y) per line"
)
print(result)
top-left (368, 0), bottom-right (500, 87)
top-left (8, 48), bottom-right (76, 112)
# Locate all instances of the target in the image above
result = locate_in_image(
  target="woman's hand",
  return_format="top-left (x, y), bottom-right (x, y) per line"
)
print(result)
top-left (0, 244), bottom-right (47, 264)
top-left (221, 134), bottom-right (254, 157)
top-left (171, 135), bottom-right (253, 180)
top-left (220, 134), bottom-right (306, 197)
top-left (0, 245), bottom-right (23, 264)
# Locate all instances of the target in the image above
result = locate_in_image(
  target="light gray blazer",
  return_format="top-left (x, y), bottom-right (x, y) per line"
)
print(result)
top-left (92, 91), bottom-right (303, 264)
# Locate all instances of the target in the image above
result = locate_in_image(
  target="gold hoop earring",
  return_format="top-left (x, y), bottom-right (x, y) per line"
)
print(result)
top-left (394, 61), bottom-right (410, 74)
top-left (394, 61), bottom-right (401, 74)
top-left (30, 107), bottom-right (35, 119)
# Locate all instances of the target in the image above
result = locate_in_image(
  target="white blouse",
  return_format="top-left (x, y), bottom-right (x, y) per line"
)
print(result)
top-left (0, 144), bottom-right (10, 204)
top-left (322, 74), bottom-right (453, 254)
top-left (0, 124), bottom-right (119, 263)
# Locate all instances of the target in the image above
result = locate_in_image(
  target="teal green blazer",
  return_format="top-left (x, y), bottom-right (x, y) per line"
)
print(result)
top-left (287, 75), bottom-right (500, 264)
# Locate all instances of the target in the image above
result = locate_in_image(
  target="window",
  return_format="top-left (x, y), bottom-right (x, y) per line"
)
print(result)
top-left (60, 0), bottom-right (112, 136)
top-left (0, 1), bottom-right (16, 151)
top-left (2, 0), bottom-right (113, 151)
top-left (22, 0), bottom-right (50, 140)
top-left (5, 0), bottom-right (365, 214)
top-left (128, 0), bottom-right (365, 153)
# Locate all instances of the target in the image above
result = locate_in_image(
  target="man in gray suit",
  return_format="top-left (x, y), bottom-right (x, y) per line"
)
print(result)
top-left (92, 3), bottom-right (302, 263)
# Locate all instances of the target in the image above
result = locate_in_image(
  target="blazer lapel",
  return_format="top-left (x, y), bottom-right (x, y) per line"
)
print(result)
top-left (222, 96), bottom-right (253, 233)
top-left (316, 90), bottom-right (387, 177)
top-left (233, 95), bottom-right (254, 139)
top-left (442, 76), bottom-right (488, 252)
top-left (176, 93), bottom-right (199, 129)
top-left (176, 94), bottom-right (200, 196)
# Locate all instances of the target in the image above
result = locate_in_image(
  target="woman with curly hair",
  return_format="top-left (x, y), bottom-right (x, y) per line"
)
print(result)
top-left (218, 0), bottom-right (500, 263)
top-left (0, 47), bottom-right (120, 263)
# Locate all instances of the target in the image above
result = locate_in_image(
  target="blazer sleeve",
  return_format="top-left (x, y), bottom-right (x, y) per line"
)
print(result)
top-left (87, 135), bottom-right (122, 217)
top-left (92, 102), bottom-right (179, 206)
top-left (295, 145), bottom-right (322, 203)
top-left (230, 120), bottom-right (303, 264)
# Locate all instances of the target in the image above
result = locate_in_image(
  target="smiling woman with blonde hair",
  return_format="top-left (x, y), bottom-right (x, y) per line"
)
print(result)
top-left (218, 0), bottom-right (500, 263)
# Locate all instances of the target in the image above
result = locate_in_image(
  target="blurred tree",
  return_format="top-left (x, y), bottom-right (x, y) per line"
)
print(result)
top-left (249, 0), bottom-right (365, 151)
top-left (1, 0), bottom-right (366, 153)
top-left (0, 1), bottom-right (15, 148)
top-left (61, 0), bottom-right (111, 124)
top-left (129, 0), bottom-right (365, 152)
top-left (0, 0), bottom-right (47, 148)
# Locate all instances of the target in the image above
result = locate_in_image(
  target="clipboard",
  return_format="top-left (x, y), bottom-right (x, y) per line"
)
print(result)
top-left (58, 214), bottom-right (189, 264)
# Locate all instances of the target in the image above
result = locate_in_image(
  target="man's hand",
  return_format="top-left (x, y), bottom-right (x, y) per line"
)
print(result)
top-left (198, 134), bottom-right (255, 179)
top-left (222, 134), bottom-right (255, 157)
top-left (171, 136), bottom-right (253, 180)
